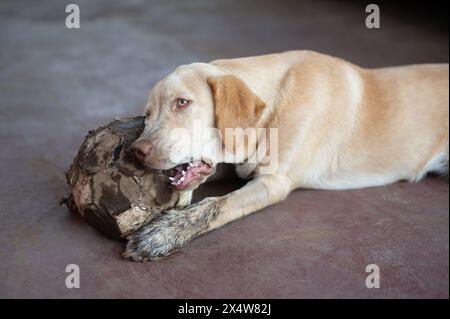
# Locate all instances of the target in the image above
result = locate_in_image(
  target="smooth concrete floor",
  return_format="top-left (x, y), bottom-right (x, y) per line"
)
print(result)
top-left (0, 0), bottom-right (448, 298)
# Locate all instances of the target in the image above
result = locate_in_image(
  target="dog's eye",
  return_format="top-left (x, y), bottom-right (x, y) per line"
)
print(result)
top-left (175, 98), bottom-right (191, 110)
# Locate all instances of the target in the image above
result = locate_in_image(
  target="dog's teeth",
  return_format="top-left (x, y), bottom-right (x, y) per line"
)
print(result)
top-left (169, 177), bottom-right (175, 181)
top-left (182, 170), bottom-right (186, 176)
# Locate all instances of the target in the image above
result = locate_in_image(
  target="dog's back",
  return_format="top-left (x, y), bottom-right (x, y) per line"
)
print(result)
top-left (361, 64), bottom-right (449, 182)
top-left (222, 51), bottom-right (450, 189)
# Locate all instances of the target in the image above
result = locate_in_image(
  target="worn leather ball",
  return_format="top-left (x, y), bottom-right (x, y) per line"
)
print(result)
top-left (65, 117), bottom-right (191, 239)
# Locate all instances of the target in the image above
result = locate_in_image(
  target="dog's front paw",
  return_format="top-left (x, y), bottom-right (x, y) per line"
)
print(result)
top-left (122, 197), bottom-right (225, 262)
top-left (122, 210), bottom-right (184, 261)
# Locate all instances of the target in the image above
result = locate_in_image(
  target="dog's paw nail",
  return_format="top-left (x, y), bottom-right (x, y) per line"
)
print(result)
top-left (122, 250), bottom-right (137, 260)
top-left (122, 241), bottom-right (146, 262)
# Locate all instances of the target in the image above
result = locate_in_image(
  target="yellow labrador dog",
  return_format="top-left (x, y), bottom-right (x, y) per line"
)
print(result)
top-left (124, 50), bottom-right (449, 261)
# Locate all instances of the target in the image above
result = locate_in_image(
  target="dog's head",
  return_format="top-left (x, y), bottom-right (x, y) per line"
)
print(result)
top-left (129, 63), bottom-right (267, 191)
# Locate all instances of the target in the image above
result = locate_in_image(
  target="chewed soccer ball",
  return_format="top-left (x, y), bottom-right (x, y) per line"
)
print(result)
top-left (65, 117), bottom-right (191, 239)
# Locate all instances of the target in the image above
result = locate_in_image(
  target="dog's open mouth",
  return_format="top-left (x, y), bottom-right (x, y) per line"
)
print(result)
top-left (168, 160), bottom-right (214, 191)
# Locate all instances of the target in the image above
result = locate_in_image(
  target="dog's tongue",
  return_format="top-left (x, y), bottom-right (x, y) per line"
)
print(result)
top-left (169, 161), bottom-right (211, 190)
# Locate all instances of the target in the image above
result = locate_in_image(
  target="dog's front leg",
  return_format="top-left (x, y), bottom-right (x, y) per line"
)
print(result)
top-left (123, 174), bottom-right (290, 261)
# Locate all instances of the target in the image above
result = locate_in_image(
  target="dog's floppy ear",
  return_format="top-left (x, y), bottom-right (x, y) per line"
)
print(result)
top-left (207, 75), bottom-right (266, 152)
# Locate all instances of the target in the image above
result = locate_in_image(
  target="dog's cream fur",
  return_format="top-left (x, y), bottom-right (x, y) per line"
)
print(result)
top-left (124, 51), bottom-right (449, 261)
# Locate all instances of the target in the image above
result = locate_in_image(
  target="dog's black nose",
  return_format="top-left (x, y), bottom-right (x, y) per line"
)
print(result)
top-left (129, 139), bottom-right (154, 164)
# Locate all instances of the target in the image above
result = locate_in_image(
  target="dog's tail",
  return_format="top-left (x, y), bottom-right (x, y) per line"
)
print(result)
top-left (414, 143), bottom-right (449, 182)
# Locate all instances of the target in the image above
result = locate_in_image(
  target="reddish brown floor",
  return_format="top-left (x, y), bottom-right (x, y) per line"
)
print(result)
top-left (0, 0), bottom-right (448, 298)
